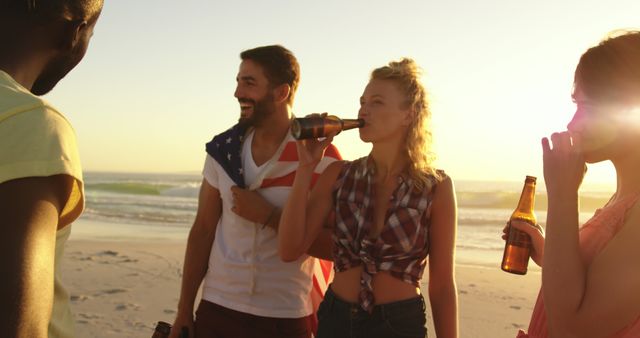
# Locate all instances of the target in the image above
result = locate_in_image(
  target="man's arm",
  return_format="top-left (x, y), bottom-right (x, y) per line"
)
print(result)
top-left (170, 179), bottom-right (221, 338)
top-left (231, 187), bottom-right (334, 260)
top-left (265, 210), bottom-right (334, 260)
top-left (0, 175), bottom-right (74, 338)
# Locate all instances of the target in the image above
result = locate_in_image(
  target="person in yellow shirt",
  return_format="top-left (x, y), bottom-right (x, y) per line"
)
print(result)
top-left (0, 1), bottom-right (103, 337)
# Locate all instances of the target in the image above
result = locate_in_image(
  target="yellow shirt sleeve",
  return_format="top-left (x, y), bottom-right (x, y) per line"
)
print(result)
top-left (0, 71), bottom-right (83, 338)
top-left (0, 106), bottom-right (84, 224)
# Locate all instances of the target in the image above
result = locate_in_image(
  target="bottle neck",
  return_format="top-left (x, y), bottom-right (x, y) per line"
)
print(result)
top-left (341, 118), bottom-right (364, 131)
top-left (512, 182), bottom-right (536, 221)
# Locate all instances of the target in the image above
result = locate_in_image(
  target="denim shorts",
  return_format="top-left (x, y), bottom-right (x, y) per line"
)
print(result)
top-left (316, 286), bottom-right (427, 338)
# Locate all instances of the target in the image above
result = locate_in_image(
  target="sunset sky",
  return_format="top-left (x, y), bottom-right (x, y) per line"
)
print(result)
top-left (44, 0), bottom-right (638, 187)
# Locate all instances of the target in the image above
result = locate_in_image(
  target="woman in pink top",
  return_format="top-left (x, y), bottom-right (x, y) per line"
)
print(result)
top-left (511, 31), bottom-right (640, 338)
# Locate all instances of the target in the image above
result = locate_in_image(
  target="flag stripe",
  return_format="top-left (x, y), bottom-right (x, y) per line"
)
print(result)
top-left (260, 172), bottom-right (323, 189)
top-left (278, 142), bottom-right (342, 162)
top-left (324, 144), bottom-right (342, 160)
top-left (278, 142), bottom-right (299, 161)
top-left (319, 259), bottom-right (333, 281)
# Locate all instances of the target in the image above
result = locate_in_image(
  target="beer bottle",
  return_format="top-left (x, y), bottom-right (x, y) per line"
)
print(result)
top-left (291, 115), bottom-right (364, 140)
top-left (151, 321), bottom-right (189, 338)
top-left (151, 321), bottom-right (171, 338)
top-left (501, 176), bottom-right (537, 275)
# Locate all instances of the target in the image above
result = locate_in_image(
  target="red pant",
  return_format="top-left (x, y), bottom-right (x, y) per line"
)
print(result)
top-left (194, 300), bottom-right (312, 338)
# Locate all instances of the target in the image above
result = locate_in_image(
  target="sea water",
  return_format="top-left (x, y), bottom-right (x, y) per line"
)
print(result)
top-left (82, 172), bottom-right (614, 266)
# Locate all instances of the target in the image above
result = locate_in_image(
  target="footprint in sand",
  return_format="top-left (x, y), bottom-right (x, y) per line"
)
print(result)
top-left (127, 320), bottom-right (149, 329)
top-left (459, 290), bottom-right (468, 295)
top-left (120, 258), bottom-right (139, 263)
top-left (93, 288), bottom-right (129, 297)
top-left (510, 305), bottom-right (521, 310)
top-left (115, 302), bottom-right (141, 311)
top-left (97, 250), bottom-right (119, 256)
top-left (78, 313), bottom-right (102, 320)
top-left (164, 309), bottom-right (176, 314)
top-left (70, 294), bottom-right (90, 302)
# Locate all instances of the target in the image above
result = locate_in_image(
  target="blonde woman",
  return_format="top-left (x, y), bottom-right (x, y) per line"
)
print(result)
top-left (279, 59), bottom-right (458, 338)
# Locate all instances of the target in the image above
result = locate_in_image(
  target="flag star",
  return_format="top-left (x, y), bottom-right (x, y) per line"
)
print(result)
top-left (239, 135), bottom-right (244, 142)
top-left (216, 143), bottom-right (220, 148)
top-left (226, 137), bottom-right (232, 144)
top-left (238, 168), bottom-right (244, 175)
top-left (227, 153), bottom-right (231, 160)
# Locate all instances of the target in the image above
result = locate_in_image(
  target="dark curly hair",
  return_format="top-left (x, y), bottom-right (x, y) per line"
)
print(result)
top-left (0, 0), bottom-right (102, 20)
top-left (240, 45), bottom-right (300, 104)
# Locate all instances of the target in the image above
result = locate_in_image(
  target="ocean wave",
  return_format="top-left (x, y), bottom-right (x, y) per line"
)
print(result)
top-left (85, 182), bottom-right (200, 198)
top-left (80, 174), bottom-right (613, 239)
top-left (86, 182), bottom-right (171, 195)
top-left (457, 191), bottom-right (610, 212)
top-left (161, 186), bottom-right (199, 198)
top-left (86, 194), bottom-right (197, 211)
top-left (456, 243), bottom-right (503, 251)
top-left (83, 206), bottom-right (194, 227)
top-left (86, 184), bottom-right (613, 212)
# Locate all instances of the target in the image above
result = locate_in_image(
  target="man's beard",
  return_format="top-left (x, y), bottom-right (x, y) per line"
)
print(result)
top-left (238, 93), bottom-right (276, 128)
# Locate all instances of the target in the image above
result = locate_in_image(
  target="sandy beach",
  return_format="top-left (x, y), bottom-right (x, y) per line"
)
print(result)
top-left (63, 218), bottom-right (542, 338)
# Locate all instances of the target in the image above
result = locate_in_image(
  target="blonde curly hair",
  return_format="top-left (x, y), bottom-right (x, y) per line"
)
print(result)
top-left (370, 58), bottom-right (441, 192)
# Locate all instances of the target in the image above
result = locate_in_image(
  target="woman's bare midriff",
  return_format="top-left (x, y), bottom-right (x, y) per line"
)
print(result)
top-left (330, 266), bottom-right (420, 305)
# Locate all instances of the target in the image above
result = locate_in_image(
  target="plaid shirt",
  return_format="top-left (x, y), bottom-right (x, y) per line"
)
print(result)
top-left (331, 156), bottom-right (440, 312)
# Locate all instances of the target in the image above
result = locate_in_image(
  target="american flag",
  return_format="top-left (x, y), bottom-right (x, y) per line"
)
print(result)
top-left (206, 123), bottom-right (339, 334)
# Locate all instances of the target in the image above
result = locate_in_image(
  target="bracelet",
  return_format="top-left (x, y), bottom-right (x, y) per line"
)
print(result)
top-left (262, 207), bottom-right (277, 229)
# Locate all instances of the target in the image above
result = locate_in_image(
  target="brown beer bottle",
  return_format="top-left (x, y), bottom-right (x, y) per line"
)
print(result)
top-left (501, 176), bottom-right (537, 275)
top-left (291, 115), bottom-right (364, 140)
top-left (151, 321), bottom-right (189, 338)
top-left (151, 321), bottom-right (171, 338)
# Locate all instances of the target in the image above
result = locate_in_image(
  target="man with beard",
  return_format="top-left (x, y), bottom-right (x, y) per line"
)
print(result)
top-left (0, 1), bottom-right (103, 337)
top-left (170, 45), bottom-right (340, 338)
